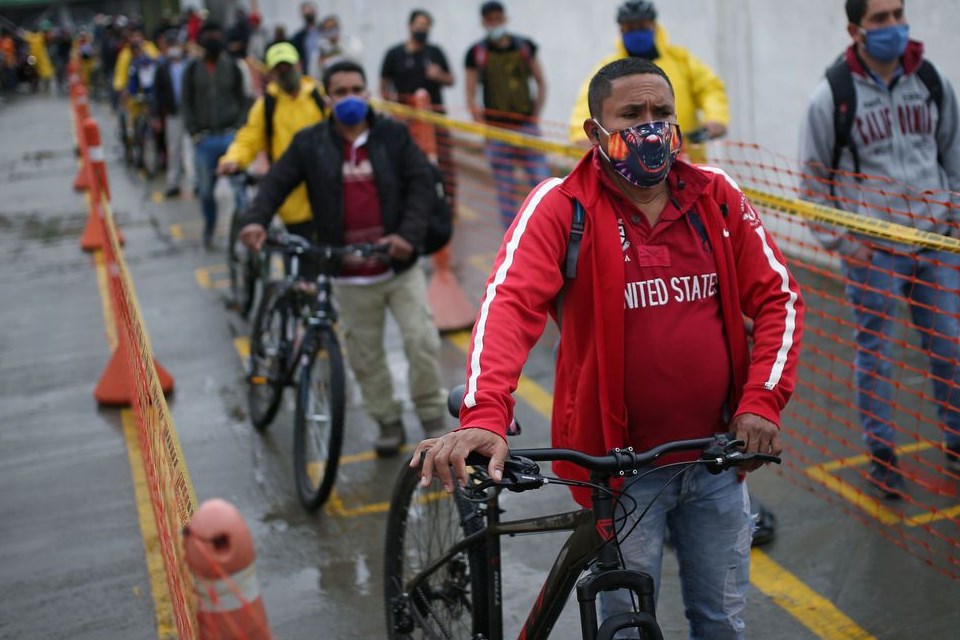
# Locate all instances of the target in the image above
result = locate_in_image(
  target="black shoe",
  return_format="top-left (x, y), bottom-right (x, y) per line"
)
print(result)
top-left (164, 186), bottom-right (180, 199)
top-left (751, 501), bottom-right (776, 546)
top-left (375, 420), bottom-right (405, 458)
top-left (946, 444), bottom-right (960, 475)
top-left (868, 447), bottom-right (906, 499)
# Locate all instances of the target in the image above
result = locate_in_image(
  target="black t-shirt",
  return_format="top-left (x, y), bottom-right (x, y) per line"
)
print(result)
top-left (380, 42), bottom-right (451, 106)
top-left (464, 35), bottom-right (538, 121)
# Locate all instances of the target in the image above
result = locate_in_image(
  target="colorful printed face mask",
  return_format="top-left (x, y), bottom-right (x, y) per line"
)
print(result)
top-left (594, 119), bottom-right (682, 188)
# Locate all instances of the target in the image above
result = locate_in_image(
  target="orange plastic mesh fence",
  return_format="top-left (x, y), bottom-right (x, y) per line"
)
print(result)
top-left (99, 194), bottom-right (200, 638)
top-left (385, 101), bottom-right (960, 579)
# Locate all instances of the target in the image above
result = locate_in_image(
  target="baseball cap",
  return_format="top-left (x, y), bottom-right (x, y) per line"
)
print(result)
top-left (265, 42), bottom-right (299, 68)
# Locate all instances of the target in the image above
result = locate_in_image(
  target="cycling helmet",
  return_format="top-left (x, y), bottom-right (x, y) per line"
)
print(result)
top-left (617, 1), bottom-right (657, 23)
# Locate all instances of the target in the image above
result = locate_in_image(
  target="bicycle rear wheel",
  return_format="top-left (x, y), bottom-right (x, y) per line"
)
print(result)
top-left (383, 462), bottom-right (492, 639)
top-left (247, 282), bottom-right (289, 430)
top-left (293, 327), bottom-right (345, 511)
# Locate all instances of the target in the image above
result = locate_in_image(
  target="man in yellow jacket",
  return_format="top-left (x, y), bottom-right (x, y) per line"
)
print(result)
top-left (112, 25), bottom-right (158, 95)
top-left (217, 42), bottom-right (327, 233)
top-left (568, 1), bottom-right (728, 162)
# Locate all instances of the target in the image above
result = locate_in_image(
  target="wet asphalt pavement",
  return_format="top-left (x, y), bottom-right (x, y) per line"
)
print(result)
top-left (1, 93), bottom-right (959, 639)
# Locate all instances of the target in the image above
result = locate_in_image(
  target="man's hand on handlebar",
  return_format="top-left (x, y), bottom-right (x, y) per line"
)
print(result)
top-left (411, 428), bottom-right (509, 494)
top-left (239, 223), bottom-right (267, 251)
top-left (378, 233), bottom-right (413, 261)
top-left (729, 412), bottom-right (781, 472)
top-left (702, 121), bottom-right (727, 139)
top-left (217, 159), bottom-right (241, 176)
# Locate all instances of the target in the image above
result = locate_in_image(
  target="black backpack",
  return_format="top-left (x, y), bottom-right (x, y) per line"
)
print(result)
top-left (422, 162), bottom-right (453, 255)
top-left (263, 87), bottom-right (327, 161)
top-left (826, 56), bottom-right (943, 194)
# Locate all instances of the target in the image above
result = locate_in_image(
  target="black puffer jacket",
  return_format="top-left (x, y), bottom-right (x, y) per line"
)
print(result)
top-left (241, 109), bottom-right (434, 271)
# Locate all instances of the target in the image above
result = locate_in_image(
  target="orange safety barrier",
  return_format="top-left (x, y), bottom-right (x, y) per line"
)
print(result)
top-left (184, 499), bottom-right (274, 640)
top-left (406, 89), bottom-right (475, 332)
top-left (387, 101), bottom-right (960, 580)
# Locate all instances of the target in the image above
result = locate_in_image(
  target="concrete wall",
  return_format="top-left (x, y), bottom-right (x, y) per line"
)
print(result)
top-left (230, 0), bottom-right (960, 160)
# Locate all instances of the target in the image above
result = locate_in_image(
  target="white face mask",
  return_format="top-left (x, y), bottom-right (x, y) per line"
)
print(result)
top-left (167, 46), bottom-right (183, 59)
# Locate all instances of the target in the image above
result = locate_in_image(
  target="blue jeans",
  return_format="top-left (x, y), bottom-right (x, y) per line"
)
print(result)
top-left (484, 122), bottom-right (551, 228)
top-left (601, 466), bottom-right (751, 640)
top-left (194, 131), bottom-right (242, 241)
top-left (843, 249), bottom-right (960, 453)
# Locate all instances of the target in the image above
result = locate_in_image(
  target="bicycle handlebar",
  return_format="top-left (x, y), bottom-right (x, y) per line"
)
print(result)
top-left (264, 232), bottom-right (391, 262)
top-left (446, 384), bottom-right (780, 494)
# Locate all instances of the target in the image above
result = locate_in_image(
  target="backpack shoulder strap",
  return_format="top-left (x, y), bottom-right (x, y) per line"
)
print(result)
top-left (515, 36), bottom-right (533, 69)
top-left (556, 198), bottom-right (586, 326)
top-left (564, 198), bottom-right (586, 278)
top-left (309, 86), bottom-right (327, 116)
top-left (916, 59), bottom-right (944, 164)
top-left (263, 92), bottom-right (277, 162)
top-left (825, 56), bottom-right (860, 190)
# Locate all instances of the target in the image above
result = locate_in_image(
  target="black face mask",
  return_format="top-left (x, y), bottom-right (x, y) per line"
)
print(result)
top-left (304, 13), bottom-right (316, 25)
top-left (412, 30), bottom-right (429, 44)
top-left (202, 37), bottom-right (223, 59)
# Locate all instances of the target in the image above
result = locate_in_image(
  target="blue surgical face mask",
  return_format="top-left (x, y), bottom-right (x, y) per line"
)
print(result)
top-left (333, 95), bottom-right (368, 125)
top-left (594, 119), bottom-right (682, 188)
top-left (861, 23), bottom-right (909, 62)
top-left (486, 26), bottom-right (507, 41)
top-left (622, 28), bottom-right (656, 57)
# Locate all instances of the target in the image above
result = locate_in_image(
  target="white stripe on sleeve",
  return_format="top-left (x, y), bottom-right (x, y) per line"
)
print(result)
top-left (754, 225), bottom-right (799, 390)
top-left (465, 178), bottom-right (565, 408)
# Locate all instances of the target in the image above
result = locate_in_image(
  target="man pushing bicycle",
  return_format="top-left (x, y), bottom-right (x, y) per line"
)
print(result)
top-left (414, 57), bottom-right (804, 639)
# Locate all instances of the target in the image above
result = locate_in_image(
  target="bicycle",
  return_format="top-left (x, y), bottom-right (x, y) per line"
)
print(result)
top-left (383, 386), bottom-right (780, 639)
top-left (226, 171), bottom-right (264, 318)
top-left (246, 232), bottom-right (390, 510)
top-left (130, 93), bottom-right (162, 178)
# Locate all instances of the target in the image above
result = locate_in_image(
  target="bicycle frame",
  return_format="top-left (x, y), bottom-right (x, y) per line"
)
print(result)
top-left (404, 475), bottom-right (659, 640)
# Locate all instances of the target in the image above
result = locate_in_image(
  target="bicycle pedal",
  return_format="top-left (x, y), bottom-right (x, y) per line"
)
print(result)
top-left (249, 375), bottom-right (268, 385)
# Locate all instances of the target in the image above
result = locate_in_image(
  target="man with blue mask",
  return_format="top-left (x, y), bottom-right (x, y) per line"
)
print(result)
top-left (414, 57), bottom-right (803, 640)
top-left (568, 0), bottom-right (729, 164)
top-left (238, 60), bottom-right (449, 456)
top-left (800, 0), bottom-right (960, 497)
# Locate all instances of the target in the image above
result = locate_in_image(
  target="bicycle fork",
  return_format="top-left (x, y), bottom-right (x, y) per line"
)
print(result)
top-left (576, 477), bottom-right (663, 640)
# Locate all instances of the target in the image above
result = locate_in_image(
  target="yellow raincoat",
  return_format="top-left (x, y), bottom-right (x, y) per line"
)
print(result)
top-left (220, 76), bottom-right (328, 225)
top-left (568, 24), bottom-right (728, 144)
top-left (23, 31), bottom-right (53, 80)
top-left (112, 41), bottom-right (159, 92)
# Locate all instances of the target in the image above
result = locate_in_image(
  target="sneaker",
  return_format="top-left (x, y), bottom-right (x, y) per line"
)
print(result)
top-left (421, 417), bottom-right (447, 439)
top-left (946, 444), bottom-right (960, 475)
top-left (375, 420), bottom-right (405, 458)
top-left (867, 447), bottom-right (906, 500)
top-left (751, 500), bottom-right (777, 546)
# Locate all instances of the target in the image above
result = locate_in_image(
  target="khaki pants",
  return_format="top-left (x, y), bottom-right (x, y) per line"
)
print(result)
top-left (333, 266), bottom-right (445, 425)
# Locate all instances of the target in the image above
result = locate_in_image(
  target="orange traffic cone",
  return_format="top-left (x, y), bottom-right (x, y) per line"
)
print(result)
top-left (183, 499), bottom-right (274, 640)
top-left (93, 333), bottom-right (175, 406)
top-left (78, 117), bottom-right (124, 252)
top-left (407, 89), bottom-right (476, 332)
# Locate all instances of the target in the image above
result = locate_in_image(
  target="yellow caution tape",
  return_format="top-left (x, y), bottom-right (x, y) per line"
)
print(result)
top-left (374, 99), bottom-right (958, 253)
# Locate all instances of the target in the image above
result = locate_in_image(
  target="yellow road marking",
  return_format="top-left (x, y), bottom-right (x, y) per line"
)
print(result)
top-left (122, 410), bottom-right (178, 639)
top-left (750, 551), bottom-right (875, 639)
top-left (169, 224), bottom-right (182, 240)
top-left (194, 266), bottom-right (211, 289)
top-left (805, 441), bottom-right (959, 526)
top-left (94, 249), bottom-right (175, 638)
top-left (151, 191), bottom-right (164, 203)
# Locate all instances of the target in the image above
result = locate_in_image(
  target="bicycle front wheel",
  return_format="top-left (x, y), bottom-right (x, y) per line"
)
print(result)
top-left (247, 282), bottom-right (289, 430)
top-left (383, 462), bottom-right (492, 639)
top-left (227, 212), bottom-right (257, 318)
top-left (293, 327), bottom-right (345, 511)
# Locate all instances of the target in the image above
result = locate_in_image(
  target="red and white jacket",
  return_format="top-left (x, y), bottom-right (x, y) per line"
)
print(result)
top-left (460, 150), bottom-right (804, 505)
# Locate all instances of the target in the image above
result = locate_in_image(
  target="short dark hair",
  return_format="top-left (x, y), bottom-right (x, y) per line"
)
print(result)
top-left (409, 9), bottom-right (432, 25)
top-left (199, 20), bottom-right (221, 35)
top-left (845, 0), bottom-right (905, 25)
top-left (587, 57), bottom-right (673, 119)
top-left (322, 60), bottom-right (367, 92)
top-left (481, 1), bottom-right (505, 18)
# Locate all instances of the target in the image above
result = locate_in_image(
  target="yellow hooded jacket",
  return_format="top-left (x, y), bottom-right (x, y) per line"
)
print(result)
top-left (221, 76), bottom-right (328, 225)
top-left (568, 24), bottom-right (728, 143)
top-left (23, 31), bottom-right (54, 80)
top-left (113, 42), bottom-right (160, 92)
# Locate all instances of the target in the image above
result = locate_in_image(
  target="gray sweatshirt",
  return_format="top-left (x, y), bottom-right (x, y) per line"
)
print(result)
top-left (799, 42), bottom-right (960, 254)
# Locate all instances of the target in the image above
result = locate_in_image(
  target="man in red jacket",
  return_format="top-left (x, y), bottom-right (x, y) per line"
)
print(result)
top-left (414, 57), bottom-right (803, 639)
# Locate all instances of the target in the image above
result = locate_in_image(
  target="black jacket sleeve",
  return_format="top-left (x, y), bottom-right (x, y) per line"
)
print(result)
top-left (181, 60), bottom-right (197, 135)
top-left (240, 131), bottom-right (309, 227)
top-left (394, 123), bottom-right (434, 250)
